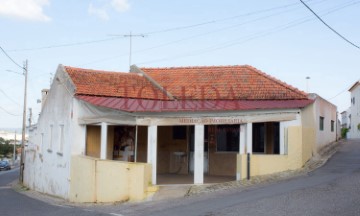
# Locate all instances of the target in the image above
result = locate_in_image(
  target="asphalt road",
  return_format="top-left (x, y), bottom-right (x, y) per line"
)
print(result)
top-left (0, 168), bottom-right (108, 216)
top-left (1, 139), bottom-right (360, 216)
top-left (125, 139), bottom-right (360, 216)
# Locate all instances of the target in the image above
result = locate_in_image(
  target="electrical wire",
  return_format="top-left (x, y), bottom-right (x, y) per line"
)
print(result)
top-left (6, 0), bottom-right (321, 53)
top-left (300, 0), bottom-right (360, 50)
top-left (0, 46), bottom-right (24, 69)
top-left (78, 0), bottom-right (331, 67)
top-left (0, 88), bottom-right (22, 107)
top-left (0, 106), bottom-right (21, 116)
top-left (137, 0), bottom-right (360, 65)
top-left (6, 37), bottom-right (124, 52)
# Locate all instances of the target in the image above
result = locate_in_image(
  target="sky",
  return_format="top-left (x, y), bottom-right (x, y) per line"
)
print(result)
top-left (0, 0), bottom-right (359, 129)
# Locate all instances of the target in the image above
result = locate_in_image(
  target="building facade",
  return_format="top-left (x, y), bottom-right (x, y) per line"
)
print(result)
top-left (348, 81), bottom-right (360, 139)
top-left (24, 65), bottom-right (338, 203)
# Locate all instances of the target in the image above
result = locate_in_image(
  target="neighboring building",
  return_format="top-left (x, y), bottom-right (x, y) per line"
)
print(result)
top-left (24, 65), bottom-right (337, 203)
top-left (341, 108), bottom-right (350, 129)
top-left (348, 81), bottom-right (360, 139)
top-left (304, 94), bottom-right (339, 150)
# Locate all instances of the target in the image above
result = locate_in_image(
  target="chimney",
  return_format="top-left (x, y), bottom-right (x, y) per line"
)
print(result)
top-left (41, 89), bottom-right (49, 109)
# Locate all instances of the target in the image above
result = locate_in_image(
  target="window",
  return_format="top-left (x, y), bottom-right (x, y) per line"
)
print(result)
top-left (253, 122), bottom-right (280, 154)
top-left (331, 120), bottom-right (334, 132)
top-left (58, 124), bottom-right (64, 155)
top-left (216, 125), bottom-right (239, 152)
top-left (48, 124), bottom-right (53, 152)
top-left (319, 117), bottom-right (324, 131)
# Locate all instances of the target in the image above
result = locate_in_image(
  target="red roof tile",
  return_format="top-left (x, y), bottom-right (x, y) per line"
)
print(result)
top-left (64, 66), bottom-right (169, 100)
top-left (140, 65), bottom-right (308, 100)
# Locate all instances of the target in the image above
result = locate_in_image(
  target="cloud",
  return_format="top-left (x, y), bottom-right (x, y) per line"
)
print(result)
top-left (0, 0), bottom-right (51, 22)
top-left (111, 0), bottom-right (130, 12)
top-left (88, 3), bottom-right (109, 21)
top-left (88, 0), bottom-right (130, 20)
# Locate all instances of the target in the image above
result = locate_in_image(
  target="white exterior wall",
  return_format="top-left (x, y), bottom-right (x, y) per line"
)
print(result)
top-left (24, 65), bottom-right (75, 199)
top-left (348, 84), bottom-right (360, 139)
top-left (302, 94), bottom-right (337, 151)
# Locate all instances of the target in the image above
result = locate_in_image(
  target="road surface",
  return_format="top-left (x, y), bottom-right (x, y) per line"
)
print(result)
top-left (1, 139), bottom-right (360, 216)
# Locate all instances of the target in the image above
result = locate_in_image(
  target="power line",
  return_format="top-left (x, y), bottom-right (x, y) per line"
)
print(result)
top-left (0, 88), bottom-right (22, 107)
top-left (6, 1), bottom-right (320, 53)
top-left (0, 46), bottom-right (24, 69)
top-left (142, 0), bottom-right (319, 35)
top-left (7, 37), bottom-right (123, 52)
top-left (78, 0), bottom-right (331, 67)
top-left (0, 106), bottom-right (21, 116)
top-left (300, 0), bottom-right (360, 50)
top-left (137, 0), bottom-right (359, 65)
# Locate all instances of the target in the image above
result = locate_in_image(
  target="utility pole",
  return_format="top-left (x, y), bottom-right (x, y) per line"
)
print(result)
top-left (13, 131), bottom-right (16, 164)
top-left (20, 59), bottom-right (28, 183)
top-left (110, 32), bottom-right (146, 69)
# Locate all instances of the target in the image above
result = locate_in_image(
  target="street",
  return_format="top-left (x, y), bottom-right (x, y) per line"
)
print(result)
top-left (1, 139), bottom-right (360, 216)
top-left (0, 169), bottom-right (108, 216)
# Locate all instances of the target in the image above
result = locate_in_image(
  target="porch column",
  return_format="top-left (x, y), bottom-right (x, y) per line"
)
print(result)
top-left (194, 124), bottom-right (204, 184)
top-left (280, 122), bottom-right (286, 155)
top-left (237, 124), bottom-right (246, 180)
top-left (246, 122), bottom-right (252, 154)
top-left (239, 124), bottom-right (246, 154)
top-left (100, 122), bottom-right (108, 160)
top-left (147, 125), bottom-right (157, 185)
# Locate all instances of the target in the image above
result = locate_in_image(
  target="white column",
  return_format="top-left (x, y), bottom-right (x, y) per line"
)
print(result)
top-left (239, 124), bottom-right (246, 154)
top-left (246, 123), bottom-right (252, 154)
top-left (147, 125), bottom-right (157, 185)
top-left (194, 124), bottom-right (204, 184)
top-left (100, 122), bottom-right (108, 160)
top-left (280, 122), bottom-right (286, 155)
top-left (237, 124), bottom-right (246, 180)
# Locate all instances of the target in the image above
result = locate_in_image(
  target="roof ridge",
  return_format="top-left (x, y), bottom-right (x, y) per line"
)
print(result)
top-left (140, 65), bottom-right (247, 70)
top-left (64, 66), bottom-right (132, 75)
top-left (244, 65), bottom-right (308, 98)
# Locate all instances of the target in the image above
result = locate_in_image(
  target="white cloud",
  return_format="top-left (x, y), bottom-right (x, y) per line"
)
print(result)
top-left (88, 3), bottom-right (109, 21)
top-left (111, 0), bottom-right (130, 12)
top-left (0, 0), bottom-right (51, 22)
top-left (88, 0), bottom-right (130, 20)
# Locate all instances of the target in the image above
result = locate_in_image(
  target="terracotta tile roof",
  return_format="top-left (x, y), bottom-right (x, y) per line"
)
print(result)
top-left (140, 65), bottom-right (308, 100)
top-left (64, 66), bottom-right (169, 100)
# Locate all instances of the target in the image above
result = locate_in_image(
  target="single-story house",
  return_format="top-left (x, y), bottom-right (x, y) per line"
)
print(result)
top-left (24, 64), bottom-right (338, 203)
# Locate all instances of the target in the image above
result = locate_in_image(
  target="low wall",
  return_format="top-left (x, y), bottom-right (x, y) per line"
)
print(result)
top-left (237, 126), bottom-right (315, 178)
top-left (69, 155), bottom-right (153, 203)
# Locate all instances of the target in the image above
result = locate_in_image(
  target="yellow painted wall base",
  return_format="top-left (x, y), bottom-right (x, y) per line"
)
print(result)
top-left (237, 126), bottom-right (316, 178)
top-left (69, 155), bottom-right (155, 203)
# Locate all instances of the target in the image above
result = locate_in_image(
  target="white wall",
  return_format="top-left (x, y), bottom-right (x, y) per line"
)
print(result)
top-left (348, 84), bottom-right (360, 139)
top-left (24, 65), bottom-right (75, 199)
top-left (313, 95), bottom-right (337, 149)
